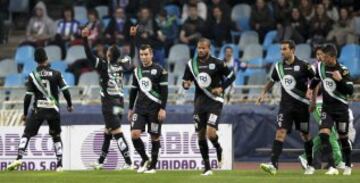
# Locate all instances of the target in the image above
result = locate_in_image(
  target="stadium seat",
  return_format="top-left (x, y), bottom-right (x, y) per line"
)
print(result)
top-left (339, 44), bottom-right (360, 63)
top-left (240, 44), bottom-right (263, 62)
top-left (9, 0), bottom-right (29, 13)
top-left (168, 44), bottom-right (190, 65)
top-left (65, 45), bottom-right (86, 64)
top-left (262, 30), bottom-right (277, 50)
top-left (78, 71), bottom-right (99, 86)
top-left (264, 44), bottom-right (281, 64)
top-left (44, 45), bottom-right (62, 62)
top-left (238, 31), bottom-right (259, 51)
top-left (341, 57), bottom-right (360, 77)
top-left (164, 5), bottom-right (181, 18)
top-left (102, 17), bottom-right (111, 28)
top-left (0, 88), bottom-right (8, 103)
top-left (295, 43), bottom-right (311, 60)
top-left (248, 57), bottom-right (264, 66)
top-left (4, 74), bottom-right (25, 87)
top-left (63, 72), bottom-right (75, 86)
top-left (0, 59), bottom-right (17, 78)
top-left (248, 69), bottom-right (267, 97)
top-left (50, 60), bottom-right (68, 73)
top-left (231, 4), bottom-right (251, 22)
top-left (218, 44), bottom-right (239, 60)
top-left (95, 5), bottom-right (108, 19)
top-left (21, 60), bottom-right (37, 76)
top-left (74, 6), bottom-right (88, 25)
top-left (14, 45), bottom-right (35, 65)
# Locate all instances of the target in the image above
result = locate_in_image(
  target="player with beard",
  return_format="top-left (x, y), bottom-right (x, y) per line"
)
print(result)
top-left (182, 38), bottom-right (235, 175)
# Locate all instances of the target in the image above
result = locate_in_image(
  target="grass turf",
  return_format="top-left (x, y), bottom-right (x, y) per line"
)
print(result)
top-left (0, 170), bottom-right (359, 183)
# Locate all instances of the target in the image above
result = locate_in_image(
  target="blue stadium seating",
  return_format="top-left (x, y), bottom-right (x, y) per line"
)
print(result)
top-left (51, 60), bottom-right (68, 73)
top-left (4, 74), bottom-right (25, 87)
top-left (262, 30), bottom-right (277, 50)
top-left (264, 44), bottom-right (281, 64)
top-left (21, 60), bottom-right (37, 76)
top-left (14, 46), bottom-right (34, 65)
top-left (63, 72), bottom-right (75, 86)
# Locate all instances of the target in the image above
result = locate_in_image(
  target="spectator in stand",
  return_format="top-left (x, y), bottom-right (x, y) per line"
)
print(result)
top-left (208, 0), bottom-right (231, 21)
top-left (181, 0), bottom-right (207, 23)
top-left (327, 7), bottom-right (358, 47)
top-left (250, 0), bottom-right (275, 42)
top-left (156, 9), bottom-right (178, 57)
top-left (85, 9), bottom-right (102, 47)
top-left (308, 3), bottom-right (333, 45)
top-left (24, 1), bottom-right (55, 47)
top-left (205, 6), bottom-right (231, 48)
top-left (52, 6), bottom-right (81, 59)
top-left (322, 0), bottom-right (339, 22)
top-left (136, 7), bottom-right (166, 66)
top-left (179, 4), bottom-right (205, 52)
top-left (104, 7), bottom-right (132, 45)
top-left (273, 0), bottom-right (291, 27)
top-left (277, 7), bottom-right (308, 43)
top-left (298, 0), bottom-right (314, 21)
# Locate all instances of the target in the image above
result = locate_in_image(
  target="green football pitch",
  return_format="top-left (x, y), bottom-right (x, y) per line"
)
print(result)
top-left (0, 170), bottom-right (359, 183)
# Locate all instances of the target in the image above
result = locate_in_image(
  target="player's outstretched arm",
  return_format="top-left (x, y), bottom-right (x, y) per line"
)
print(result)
top-left (81, 27), bottom-right (98, 68)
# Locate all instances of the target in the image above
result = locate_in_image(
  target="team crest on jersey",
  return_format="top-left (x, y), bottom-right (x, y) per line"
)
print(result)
top-left (151, 69), bottom-right (157, 75)
top-left (139, 77), bottom-right (152, 92)
top-left (324, 78), bottom-right (336, 92)
top-left (283, 75), bottom-right (296, 90)
top-left (209, 63), bottom-right (216, 70)
top-left (197, 72), bottom-right (212, 88)
top-left (294, 65), bottom-right (300, 71)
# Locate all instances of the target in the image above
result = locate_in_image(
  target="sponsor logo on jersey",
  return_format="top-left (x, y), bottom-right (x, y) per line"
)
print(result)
top-left (283, 75), bottom-right (296, 90)
top-left (196, 72), bottom-right (212, 88)
top-left (324, 78), bottom-right (336, 92)
top-left (151, 69), bottom-right (157, 75)
top-left (209, 63), bottom-right (216, 70)
top-left (139, 77), bottom-right (152, 92)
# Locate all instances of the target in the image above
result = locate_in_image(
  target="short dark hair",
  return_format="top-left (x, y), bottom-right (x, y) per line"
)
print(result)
top-left (198, 38), bottom-right (211, 48)
top-left (139, 44), bottom-right (153, 52)
top-left (188, 4), bottom-right (197, 9)
top-left (322, 44), bottom-right (338, 57)
top-left (280, 40), bottom-right (296, 50)
top-left (34, 48), bottom-right (48, 64)
top-left (109, 44), bottom-right (121, 61)
top-left (314, 45), bottom-right (324, 53)
top-left (62, 6), bottom-right (74, 19)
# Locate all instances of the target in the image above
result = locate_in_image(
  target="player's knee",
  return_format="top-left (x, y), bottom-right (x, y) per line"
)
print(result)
top-left (110, 128), bottom-right (122, 135)
top-left (206, 127), bottom-right (217, 139)
top-left (300, 132), bottom-right (311, 141)
top-left (151, 134), bottom-right (160, 141)
top-left (131, 130), bottom-right (141, 139)
top-left (319, 128), bottom-right (331, 134)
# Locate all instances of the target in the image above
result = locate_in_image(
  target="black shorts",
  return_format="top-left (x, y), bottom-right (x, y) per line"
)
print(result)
top-left (320, 109), bottom-right (349, 135)
top-left (193, 106), bottom-right (222, 132)
top-left (277, 106), bottom-right (310, 134)
top-left (131, 110), bottom-right (162, 135)
top-left (24, 108), bottom-right (61, 137)
top-left (101, 96), bottom-right (124, 130)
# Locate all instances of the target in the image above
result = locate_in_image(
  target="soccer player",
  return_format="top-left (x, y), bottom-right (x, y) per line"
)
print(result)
top-left (299, 46), bottom-right (355, 169)
top-left (182, 38), bottom-right (236, 176)
top-left (309, 44), bottom-right (354, 175)
top-left (81, 27), bottom-right (134, 170)
top-left (257, 40), bottom-right (315, 175)
top-left (128, 28), bottom-right (168, 174)
top-left (7, 48), bottom-right (73, 172)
